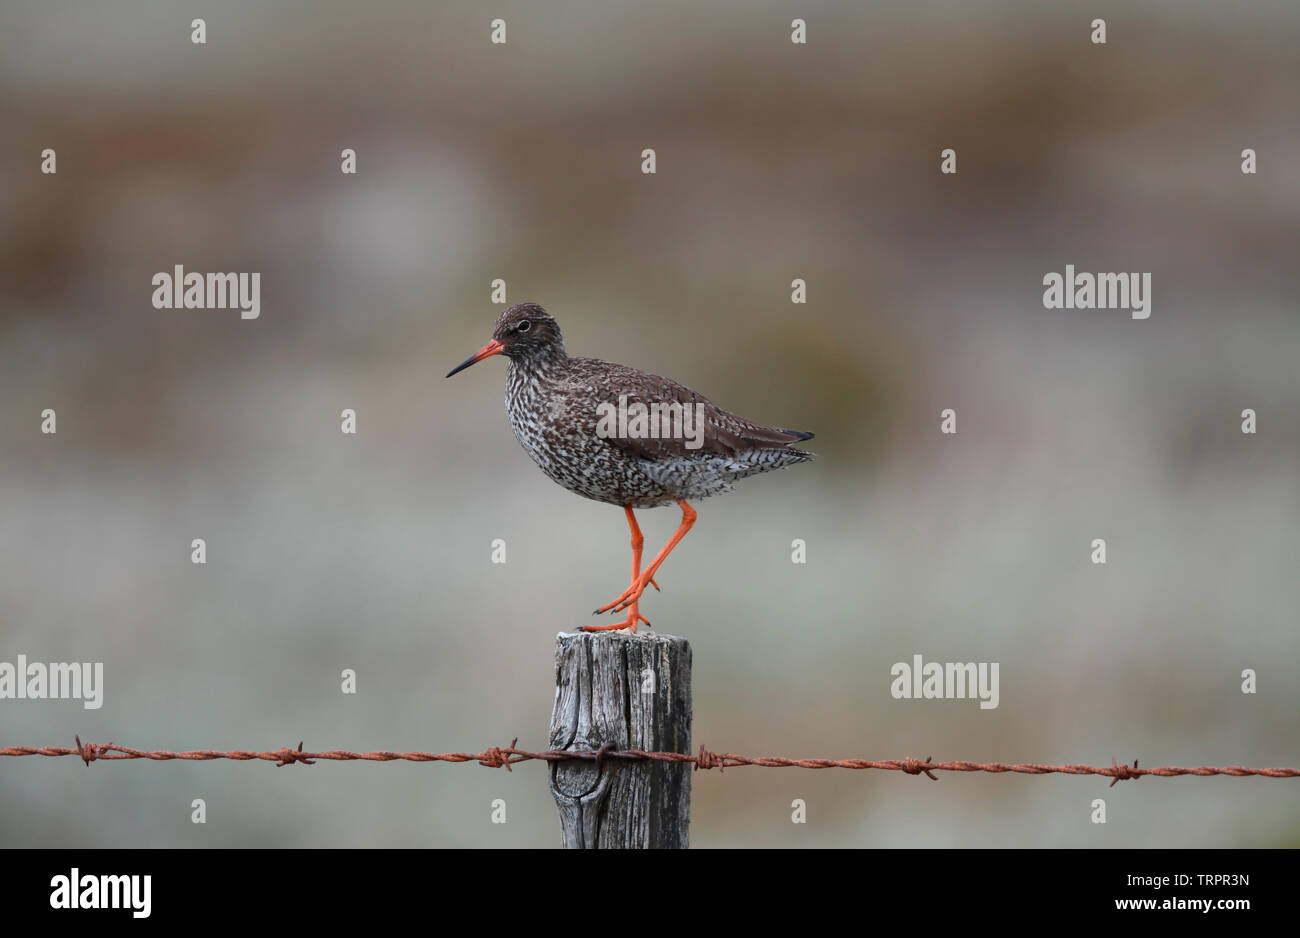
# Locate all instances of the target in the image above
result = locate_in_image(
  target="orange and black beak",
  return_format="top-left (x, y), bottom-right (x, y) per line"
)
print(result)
top-left (445, 338), bottom-right (504, 378)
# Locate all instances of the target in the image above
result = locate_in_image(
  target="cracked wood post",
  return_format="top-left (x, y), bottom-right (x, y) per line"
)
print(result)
top-left (548, 630), bottom-right (692, 848)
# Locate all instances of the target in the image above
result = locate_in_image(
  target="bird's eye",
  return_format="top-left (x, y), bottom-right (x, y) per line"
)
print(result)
top-left (517, 320), bottom-right (531, 333)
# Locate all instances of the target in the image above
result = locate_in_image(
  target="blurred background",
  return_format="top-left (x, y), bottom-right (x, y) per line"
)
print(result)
top-left (1, 0), bottom-right (1297, 847)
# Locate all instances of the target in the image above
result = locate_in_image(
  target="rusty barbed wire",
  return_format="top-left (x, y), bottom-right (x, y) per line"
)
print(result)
top-left (0, 737), bottom-right (1296, 784)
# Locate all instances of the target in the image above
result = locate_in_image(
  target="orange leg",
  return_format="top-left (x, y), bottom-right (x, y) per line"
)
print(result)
top-left (624, 506), bottom-right (661, 595)
top-left (592, 500), bottom-right (696, 620)
top-left (583, 506), bottom-right (655, 633)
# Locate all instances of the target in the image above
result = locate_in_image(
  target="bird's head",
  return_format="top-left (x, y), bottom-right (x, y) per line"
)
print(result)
top-left (446, 302), bottom-right (565, 377)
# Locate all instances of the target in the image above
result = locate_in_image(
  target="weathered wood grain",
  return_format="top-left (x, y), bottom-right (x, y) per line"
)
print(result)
top-left (548, 630), bottom-right (692, 848)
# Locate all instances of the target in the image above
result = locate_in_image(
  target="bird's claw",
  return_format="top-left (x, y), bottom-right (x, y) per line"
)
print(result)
top-left (596, 571), bottom-right (661, 616)
top-left (581, 611), bottom-right (650, 633)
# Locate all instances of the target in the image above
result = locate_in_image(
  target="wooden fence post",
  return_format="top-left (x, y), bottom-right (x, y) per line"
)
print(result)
top-left (548, 630), bottom-right (692, 848)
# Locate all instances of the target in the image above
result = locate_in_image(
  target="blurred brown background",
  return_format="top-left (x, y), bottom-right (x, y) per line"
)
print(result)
top-left (1, 1), bottom-right (1297, 847)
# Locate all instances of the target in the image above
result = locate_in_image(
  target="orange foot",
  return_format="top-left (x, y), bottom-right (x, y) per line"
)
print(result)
top-left (583, 581), bottom-right (651, 632)
top-left (582, 575), bottom-right (656, 632)
top-left (592, 572), bottom-right (660, 614)
top-left (585, 570), bottom-right (657, 631)
top-left (581, 609), bottom-right (650, 633)
top-left (592, 571), bottom-right (657, 618)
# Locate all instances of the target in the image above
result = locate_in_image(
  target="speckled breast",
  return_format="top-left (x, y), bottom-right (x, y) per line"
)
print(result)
top-left (504, 363), bottom-right (674, 507)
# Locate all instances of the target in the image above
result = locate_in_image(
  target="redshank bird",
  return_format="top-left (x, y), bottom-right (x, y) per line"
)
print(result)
top-left (446, 303), bottom-right (814, 632)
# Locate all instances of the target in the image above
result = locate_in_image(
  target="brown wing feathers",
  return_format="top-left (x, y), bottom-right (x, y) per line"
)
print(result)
top-left (574, 358), bottom-right (814, 461)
